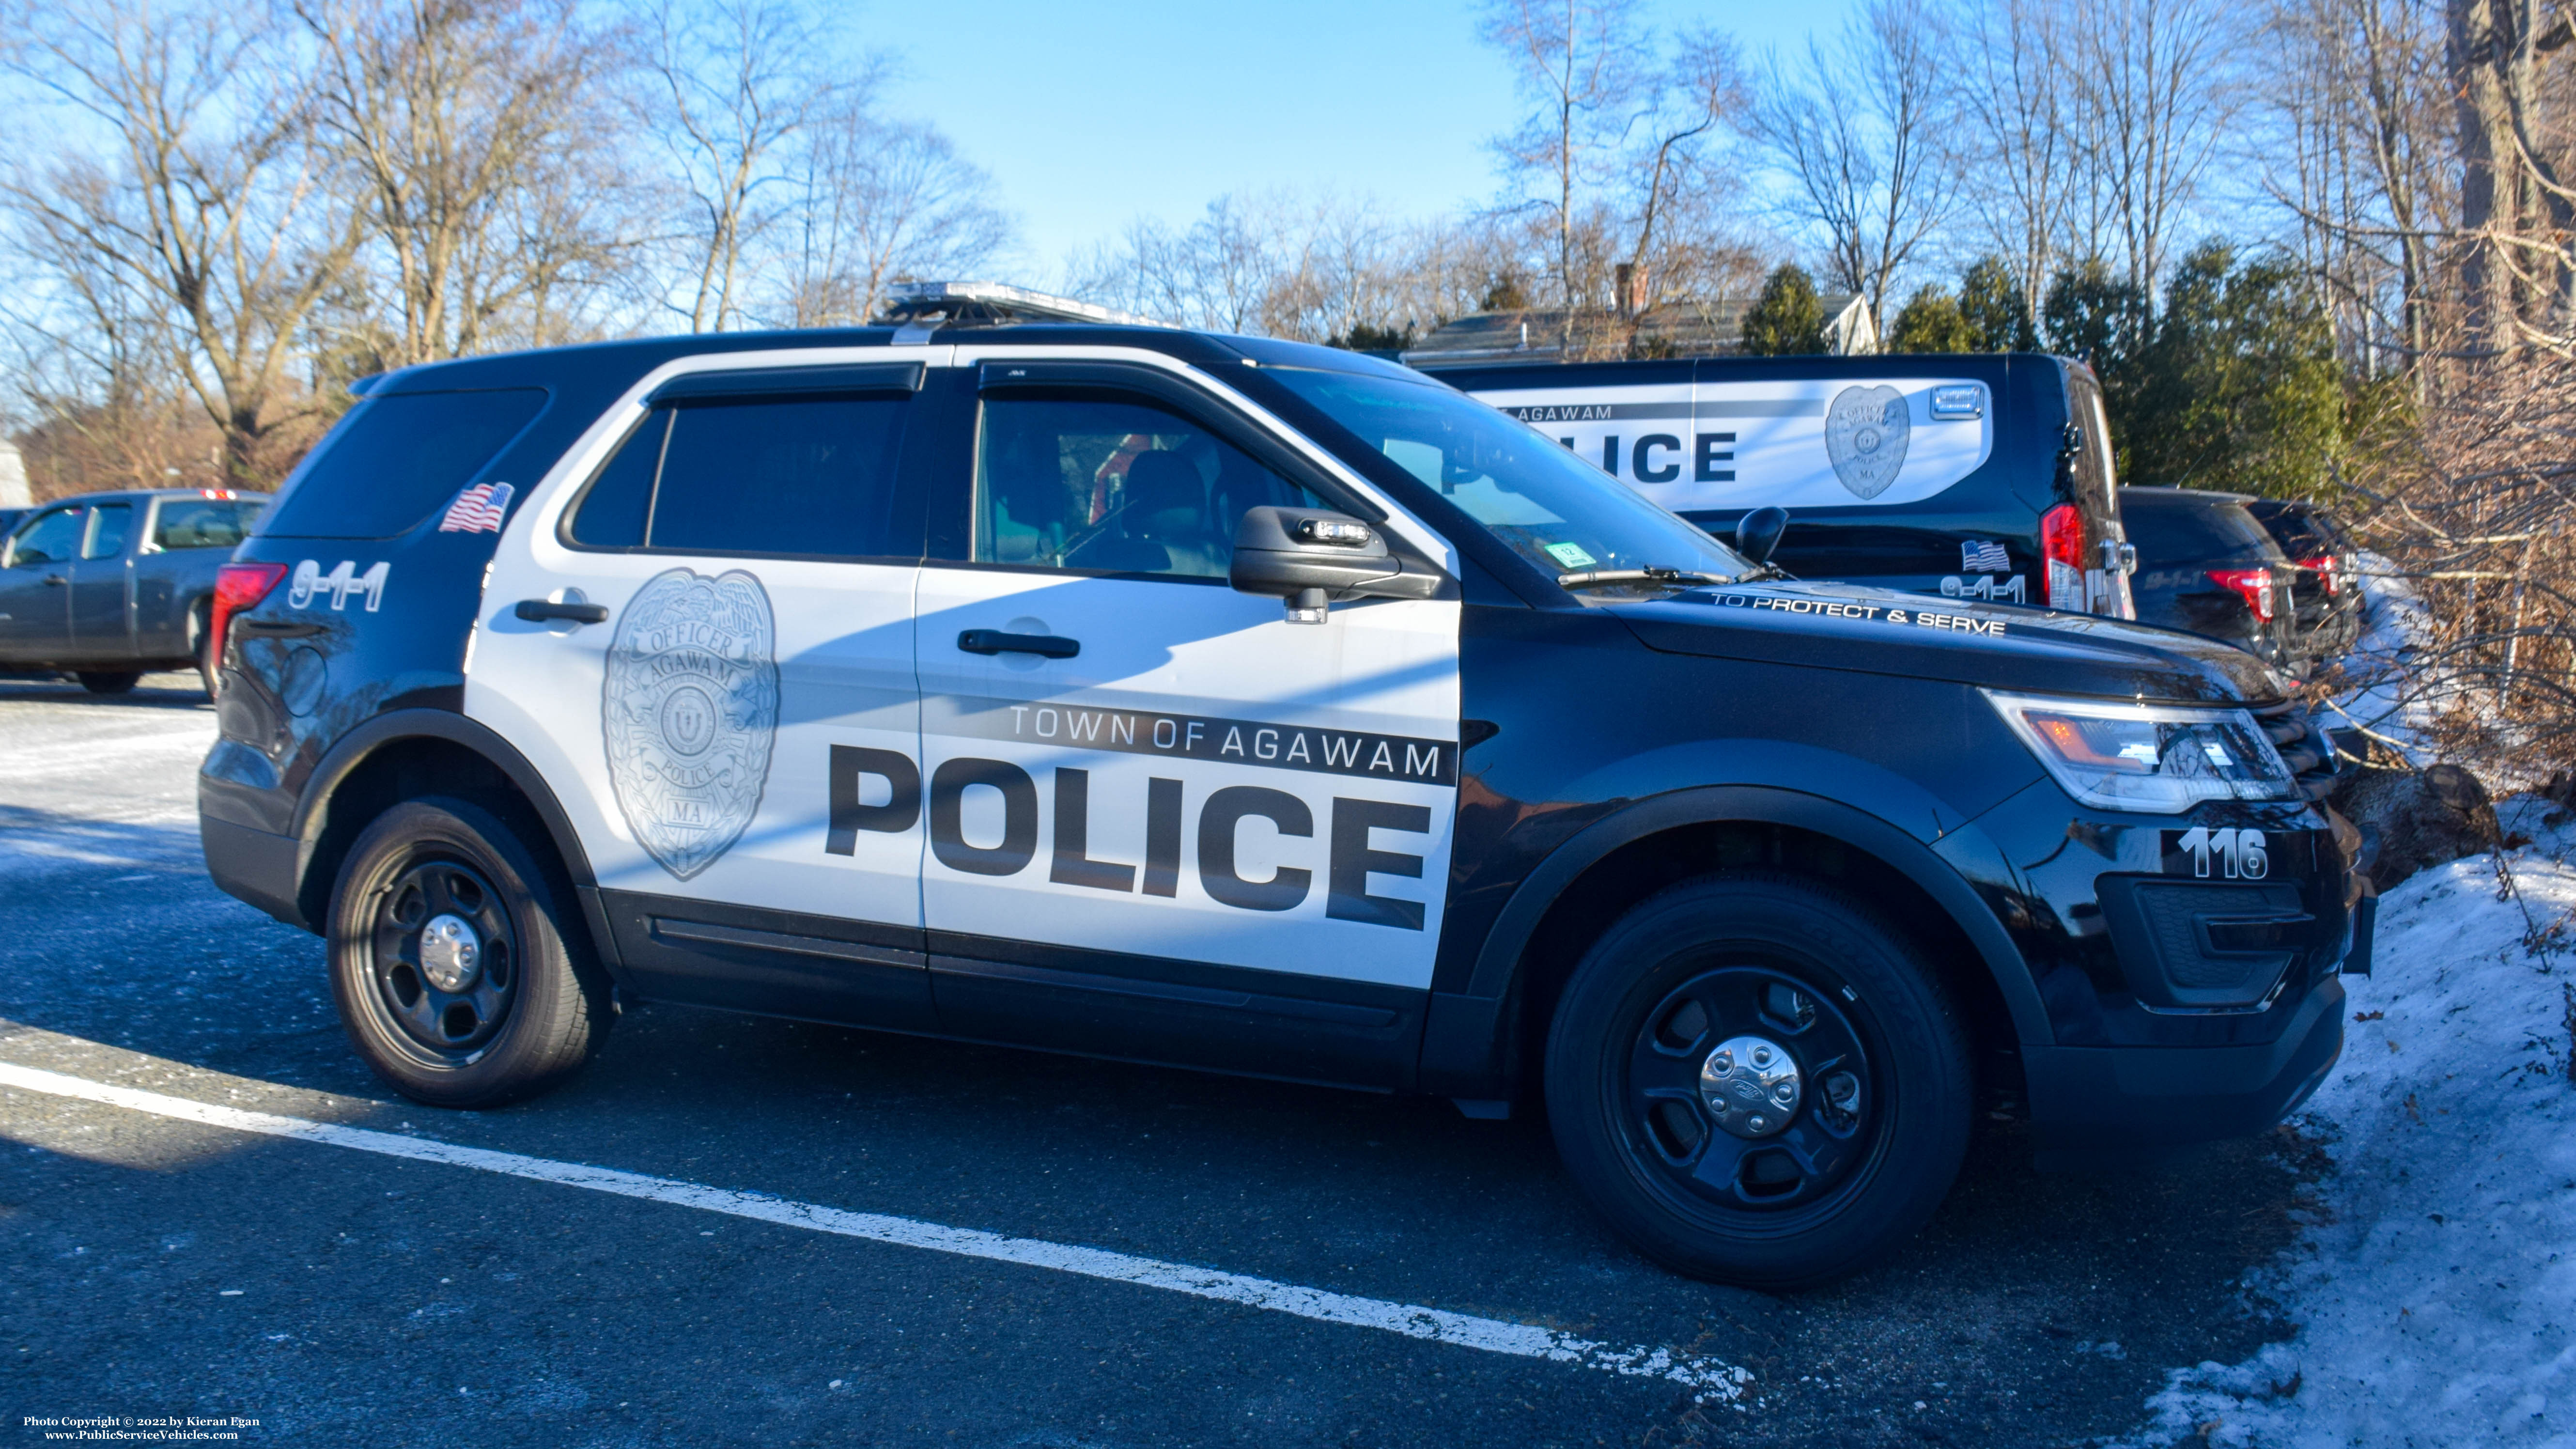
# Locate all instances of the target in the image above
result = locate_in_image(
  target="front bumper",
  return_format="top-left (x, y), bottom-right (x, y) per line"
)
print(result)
top-left (2025, 972), bottom-right (2343, 1157)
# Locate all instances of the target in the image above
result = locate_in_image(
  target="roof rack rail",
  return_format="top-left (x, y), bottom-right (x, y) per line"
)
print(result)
top-left (873, 280), bottom-right (1170, 330)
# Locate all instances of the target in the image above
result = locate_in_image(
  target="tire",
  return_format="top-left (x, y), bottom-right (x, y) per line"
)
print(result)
top-left (327, 797), bottom-right (612, 1108)
top-left (1543, 872), bottom-right (1972, 1290)
top-left (77, 671), bottom-right (142, 695)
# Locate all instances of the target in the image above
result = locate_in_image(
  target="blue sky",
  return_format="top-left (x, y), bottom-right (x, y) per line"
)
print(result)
top-left (884, 0), bottom-right (1863, 279)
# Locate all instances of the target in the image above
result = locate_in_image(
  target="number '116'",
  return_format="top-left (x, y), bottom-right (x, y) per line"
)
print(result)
top-left (2177, 826), bottom-right (2268, 879)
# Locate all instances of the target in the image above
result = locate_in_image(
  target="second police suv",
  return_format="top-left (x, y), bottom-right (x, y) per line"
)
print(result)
top-left (197, 282), bottom-right (2372, 1289)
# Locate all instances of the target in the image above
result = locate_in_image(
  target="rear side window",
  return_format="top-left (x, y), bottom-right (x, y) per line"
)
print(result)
top-left (2126, 498), bottom-right (2282, 564)
top-left (567, 395), bottom-right (912, 558)
top-left (82, 503), bottom-right (132, 560)
top-left (153, 498), bottom-right (264, 550)
top-left (259, 388), bottom-right (548, 539)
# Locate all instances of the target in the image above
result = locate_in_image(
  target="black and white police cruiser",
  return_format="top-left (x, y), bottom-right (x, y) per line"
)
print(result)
top-left (198, 282), bottom-right (2370, 1288)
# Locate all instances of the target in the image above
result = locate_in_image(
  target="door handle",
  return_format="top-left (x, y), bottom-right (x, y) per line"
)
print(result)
top-left (515, 599), bottom-right (609, 625)
top-left (957, 628), bottom-right (1078, 658)
top-left (42, 575), bottom-right (65, 586)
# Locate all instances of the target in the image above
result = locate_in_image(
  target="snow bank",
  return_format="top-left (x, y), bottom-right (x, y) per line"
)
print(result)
top-left (2128, 812), bottom-right (2576, 1448)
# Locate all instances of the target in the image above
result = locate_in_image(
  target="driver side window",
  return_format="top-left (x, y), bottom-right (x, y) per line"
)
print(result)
top-left (972, 393), bottom-right (1317, 579)
top-left (7, 505), bottom-right (85, 567)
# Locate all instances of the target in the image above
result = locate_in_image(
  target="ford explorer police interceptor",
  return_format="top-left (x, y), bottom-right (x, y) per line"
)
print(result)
top-left (197, 296), bottom-right (2369, 1288)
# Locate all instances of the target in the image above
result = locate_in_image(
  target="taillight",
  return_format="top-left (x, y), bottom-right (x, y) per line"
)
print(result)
top-left (2040, 504), bottom-right (2085, 610)
top-left (210, 561), bottom-right (289, 672)
top-left (2303, 554), bottom-right (2338, 596)
top-left (2207, 568), bottom-right (2276, 623)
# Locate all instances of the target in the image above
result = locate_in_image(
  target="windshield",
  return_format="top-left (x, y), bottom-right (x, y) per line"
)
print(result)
top-left (1265, 366), bottom-right (1749, 591)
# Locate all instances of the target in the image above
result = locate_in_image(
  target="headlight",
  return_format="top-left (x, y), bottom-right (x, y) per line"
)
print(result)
top-left (1983, 690), bottom-right (2295, 812)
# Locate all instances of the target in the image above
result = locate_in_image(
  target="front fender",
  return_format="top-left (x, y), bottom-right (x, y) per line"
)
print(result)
top-left (1417, 784), bottom-right (2050, 1097)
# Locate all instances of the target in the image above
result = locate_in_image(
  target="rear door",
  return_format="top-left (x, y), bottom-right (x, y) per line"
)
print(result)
top-left (67, 500), bottom-right (137, 658)
top-left (911, 353), bottom-right (1461, 1086)
top-left (469, 349), bottom-right (942, 1028)
top-left (0, 503), bottom-right (83, 660)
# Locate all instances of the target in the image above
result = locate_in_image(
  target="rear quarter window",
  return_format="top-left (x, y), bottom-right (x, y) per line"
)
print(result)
top-left (258, 388), bottom-right (548, 539)
top-left (2126, 499), bottom-right (2282, 564)
top-left (153, 498), bottom-right (264, 550)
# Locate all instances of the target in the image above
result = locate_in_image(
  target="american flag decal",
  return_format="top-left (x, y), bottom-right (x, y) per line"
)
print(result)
top-left (438, 481), bottom-right (515, 534)
top-left (1960, 539), bottom-right (2011, 574)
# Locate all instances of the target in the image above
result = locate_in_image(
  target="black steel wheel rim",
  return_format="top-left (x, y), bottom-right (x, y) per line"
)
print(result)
top-left (1620, 962), bottom-right (1882, 1217)
top-left (366, 857), bottom-right (519, 1062)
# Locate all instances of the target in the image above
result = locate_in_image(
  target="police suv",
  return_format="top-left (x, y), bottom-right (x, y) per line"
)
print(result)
top-left (198, 291), bottom-right (2367, 1288)
top-left (1419, 353), bottom-right (2140, 621)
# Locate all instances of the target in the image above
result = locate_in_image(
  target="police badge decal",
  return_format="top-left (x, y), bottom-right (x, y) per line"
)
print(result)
top-left (1823, 385), bottom-right (1911, 499)
top-left (602, 568), bottom-right (780, 881)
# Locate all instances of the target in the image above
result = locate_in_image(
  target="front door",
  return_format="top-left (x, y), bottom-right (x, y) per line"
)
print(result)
top-left (469, 353), bottom-right (940, 1028)
top-left (912, 363), bottom-right (1461, 1083)
top-left (0, 503), bottom-right (83, 661)
top-left (67, 500), bottom-right (136, 658)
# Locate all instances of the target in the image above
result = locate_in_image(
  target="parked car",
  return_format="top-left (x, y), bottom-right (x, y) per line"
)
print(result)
top-left (0, 488), bottom-right (270, 694)
top-left (2119, 486), bottom-right (2304, 670)
top-left (1413, 352), bottom-right (2141, 618)
top-left (198, 290), bottom-right (2364, 1289)
top-left (2246, 498), bottom-right (2365, 666)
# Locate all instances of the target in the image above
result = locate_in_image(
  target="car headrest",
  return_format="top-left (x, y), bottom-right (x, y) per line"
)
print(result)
top-left (1122, 452), bottom-right (1204, 536)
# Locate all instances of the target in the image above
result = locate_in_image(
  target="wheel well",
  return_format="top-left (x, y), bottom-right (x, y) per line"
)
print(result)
top-left (1508, 820), bottom-right (2019, 1096)
top-left (298, 737), bottom-right (574, 929)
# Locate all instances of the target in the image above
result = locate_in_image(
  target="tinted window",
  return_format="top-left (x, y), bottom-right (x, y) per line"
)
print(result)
top-left (570, 396), bottom-right (911, 558)
top-left (2123, 495), bottom-right (2283, 565)
top-left (82, 503), bottom-right (132, 560)
top-left (2246, 501), bottom-right (2341, 558)
top-left (153, 498), bottom-right (264, 550)
top-left (567, 412), bottom-right (667, 548)
top-left (260, 388), bottom-right (547, 539)
top-left (8, 505), bottom-right (84, 566)
top-left (972, 394), bottom-right (1319, 578)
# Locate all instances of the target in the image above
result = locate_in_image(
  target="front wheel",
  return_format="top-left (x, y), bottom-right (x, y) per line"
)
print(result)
top-left (1544, 873), bottom-right (1972, 1289)
top-left (328, 797), bottom-right (612, 1107)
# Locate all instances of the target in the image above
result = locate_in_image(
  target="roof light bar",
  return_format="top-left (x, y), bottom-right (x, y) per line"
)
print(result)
top-left (873, 280), bottom-right (1170, 330)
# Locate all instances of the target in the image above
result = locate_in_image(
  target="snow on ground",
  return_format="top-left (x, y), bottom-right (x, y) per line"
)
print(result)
top-left (2126, 808), bottom-right (2576, 1448)
top-left (0, 674), bottom-right (216, 881)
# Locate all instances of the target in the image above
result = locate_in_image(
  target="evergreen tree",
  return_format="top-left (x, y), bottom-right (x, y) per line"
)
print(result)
top-left (1740, 264), bottom-right (1830, 356)
top-left (1480, 274), bottom-right (1530, 312)
top-left (2125, 241), bottom-right (2342, 495)
top-left (1957, 257), bottom-right (2038, 351)
top-left (1888, 285), bottom-right (1977, 352)
top-left (2042, 256), bottom-right (2151, 376)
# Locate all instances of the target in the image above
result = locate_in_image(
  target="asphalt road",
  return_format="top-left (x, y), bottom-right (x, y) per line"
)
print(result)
top-left (0, 673), bottom-right (2308, 1447)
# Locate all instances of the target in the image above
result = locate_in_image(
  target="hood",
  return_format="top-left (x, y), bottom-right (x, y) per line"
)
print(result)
top-left (1609, 580), bottom-right (2288, 704)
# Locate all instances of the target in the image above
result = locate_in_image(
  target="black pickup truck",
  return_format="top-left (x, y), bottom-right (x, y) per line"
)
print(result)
top-left (0, 488), bottom-right (269, 694)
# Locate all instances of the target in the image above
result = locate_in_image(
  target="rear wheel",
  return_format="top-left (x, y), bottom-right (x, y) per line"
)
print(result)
top-left (77, 671), bottom-right (141, 695)
top-left (328, 797), bottom-right (611, 1107)
top-left (1544, 873), bottom-right (1972, 1289)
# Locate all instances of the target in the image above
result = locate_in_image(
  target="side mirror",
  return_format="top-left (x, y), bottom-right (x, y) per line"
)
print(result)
top-left (1230, 506), bottom-right (1438, 623)
top-left (1733, 506), bottom-right (1789, 568)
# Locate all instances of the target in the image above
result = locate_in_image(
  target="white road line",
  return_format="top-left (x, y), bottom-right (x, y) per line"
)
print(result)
top-left (0, 1060), bottom-right (1752, 1402)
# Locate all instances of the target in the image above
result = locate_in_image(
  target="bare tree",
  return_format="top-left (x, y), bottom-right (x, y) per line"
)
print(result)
top-left (2258, 0), bottom-right (2451, 377)
top-left (2064, 0), bottom-right (2234, 297)
top-left (636, 0), bottom-right (856, 332)
top-left (1749, 0), bottom-right (1954, 322)
top-left (0, 0), bottom-right (364, 481)
top-left (1479, 0), bottom-right (1652, 319)
top-left (774, 107), bottom-right (1012, 327)
top-left (298, 0), bottom-right (629, 366)
top-left (1946, 0), bottom-right (2079, 319)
